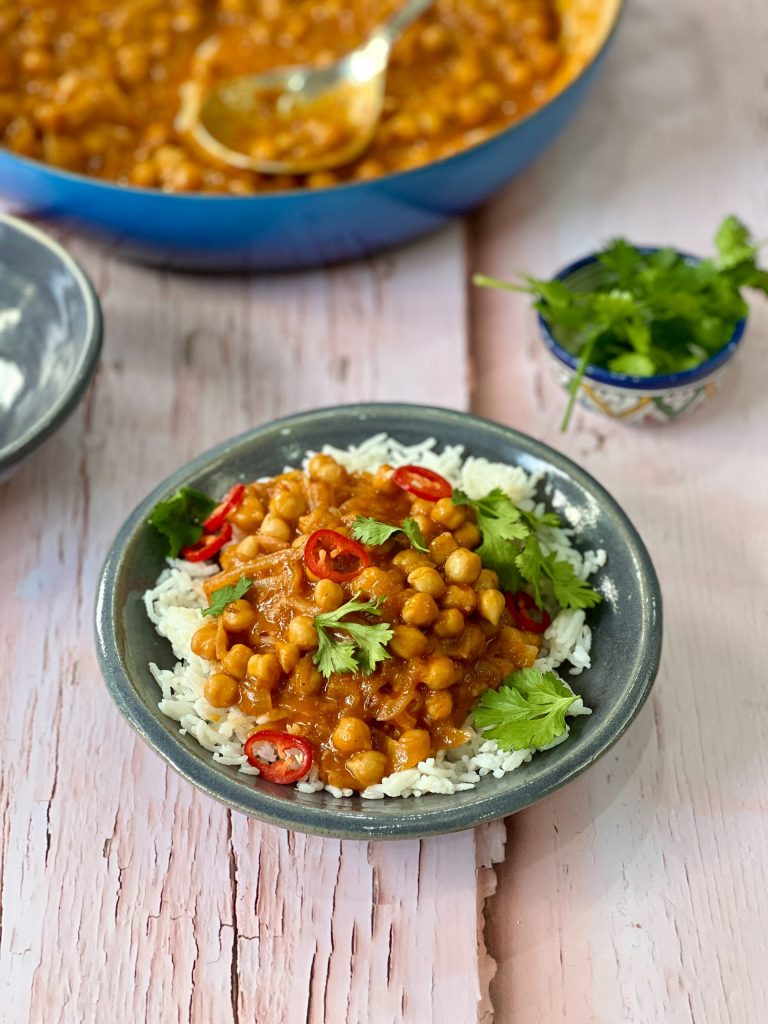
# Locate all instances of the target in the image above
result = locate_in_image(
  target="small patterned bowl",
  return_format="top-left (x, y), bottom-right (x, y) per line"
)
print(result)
top-left (539, 252), bottom-right (747, 426)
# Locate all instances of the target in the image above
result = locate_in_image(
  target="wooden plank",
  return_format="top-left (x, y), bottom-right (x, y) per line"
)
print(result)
top-left (472, 0), bottom-right (768, 1019)
top-left (0, 221), bottom-right (509, 1023)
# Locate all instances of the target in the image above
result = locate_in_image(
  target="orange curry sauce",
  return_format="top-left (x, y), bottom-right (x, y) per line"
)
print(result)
top-left (191, 454), bottom-right (542, 791)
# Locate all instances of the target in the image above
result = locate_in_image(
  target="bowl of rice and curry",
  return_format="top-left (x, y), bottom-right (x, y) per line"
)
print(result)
top-left (96, 404), bottom-right (661, 839)
top-left (0, 0), bottom-right (622, 269)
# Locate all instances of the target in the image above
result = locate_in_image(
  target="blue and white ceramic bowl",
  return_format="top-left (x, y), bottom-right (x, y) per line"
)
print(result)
top-left (0, 215), bottom-right (102, 479)
top-left (0, 2), bottom-right (622, 271)
top-left (539, 252), bottom-right (747, 426)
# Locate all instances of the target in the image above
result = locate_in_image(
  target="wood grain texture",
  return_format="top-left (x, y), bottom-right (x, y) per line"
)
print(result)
top-left (0, 223), bottom-right (507, 1024)
top-left (472, 0), bottom-right (768, 1020)
top-left (2, 0), bottom-right (766, 1019)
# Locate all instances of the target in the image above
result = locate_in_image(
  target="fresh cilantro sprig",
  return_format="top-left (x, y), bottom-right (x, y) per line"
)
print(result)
top-left (313, 596), bottom-right (394, 678)
top-left (350, 515), bottom-right (428, 552)
top-left (202, 576), bottom-right (251, 617)
top-left (474, 215), bottom-right (768, 430)
top-left (473, 668), bottom-right (581, 750)
top-left (453, 489), bottom-right (601, 610)
top-left (148, 487), bottom-right (216, 557)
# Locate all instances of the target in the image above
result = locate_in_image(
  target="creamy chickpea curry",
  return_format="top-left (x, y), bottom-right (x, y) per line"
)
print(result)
top-left (2, 0), bottom-right (569, 191)
top-left (147, 446), bottom-right (603, 796)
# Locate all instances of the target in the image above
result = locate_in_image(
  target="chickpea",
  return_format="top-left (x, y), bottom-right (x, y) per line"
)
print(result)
top-left (260, 513), bottom-right (292, 542)
top-left (314, 578), bottom-right (344, 612)
top-left (372, 463), bottom-right (398, 494)
top-left (246, 652), bottom-right (282, 690)
top-left (308, 453), bottom-right (347, 486)
top-left (453, 522), bottom-right (481, 549)
top-left (422, 655), bottom-right (459, 690)
top-left (190, 622), bottom-right (217, 660)
top-left (432, 608), bottom-right (465, 638)
top-left (410, 513), bottom-right (440, 543)
top-left (430, 497), bottom-right (466, 530)
top-left (218, 546), bottom-right (239, 571)
top-left (407, 565), bottom-right (445, 598)
top-left (409, 498), bottom-right (435, 517)
top-left (221, 643), bottom-right (252, 681)
top-left (270, 483), bottom-right (307, 521)
top-left (425, 690), bottom-right (453, 722)
top-left (204, 672), bottom-right (240, 708)
top-left (236, 535), bottom-right (261, 560)
top-left (389, 624), bottom-right (428, 659)
top-left (477, 588), bottom-right (506, 627)
top-left (444, 548), bottom-right (483, 585)
top-left (275, 640), bottom-right (301, 674)
top-left (331, 716), bottom-right (372, 754)
top-left (442, 584), bottom-right (477, 615)
top-left (229, 495), bottom-right (265, 531)
top-left (291, 656), bottom-right (323, 697)
top-left (287, 614), bottom-right (318, 650)
top-left (429, 532), bottom-right (458, 565)
top-left (222, 598), bottom-right (256, 632)
top-left (475, 568), bottom-right (500, 591)
top-left (346, 750), bottom-right (388, 789)
top-left (401, 592), bottom-right (439, 627)
top-left (391, 549), bottom-right (431, 574)
top-left (394, 729), bottom-right (431, 769)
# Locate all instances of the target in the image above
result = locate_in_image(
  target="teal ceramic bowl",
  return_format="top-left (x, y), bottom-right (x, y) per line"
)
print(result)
top-left (0, 214), bottom-right (102, 479)
top-left (95, 404), bottom-right (662, 839)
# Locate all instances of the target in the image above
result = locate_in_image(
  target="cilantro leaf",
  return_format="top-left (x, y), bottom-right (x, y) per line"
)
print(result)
top-left (715, 215), bottom-right (759, 270)
top-left (351, 515), bottom-right (427, 552)
top-left (202, 576), bottom-right (251, 617)
top-left (453, 488), bottom-right (528, 591)
top-left (473, 669), bottom-right (581, 750)
top-left (516, 534), bottom-right (602, 610)
top-left (148, 487), bottom-right (216, 557)
top-left (455, 490), bottom-right (601, 610)
top-left (401, 517), bottom-right (428, 553)
top-left (314, 631), bottom-right (360, 677)
top-left (313, 596), bottom-right (394, 678)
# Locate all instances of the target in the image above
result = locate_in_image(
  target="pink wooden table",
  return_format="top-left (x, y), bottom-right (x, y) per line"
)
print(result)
top-left (2, 1), bottom-right (767, 1020)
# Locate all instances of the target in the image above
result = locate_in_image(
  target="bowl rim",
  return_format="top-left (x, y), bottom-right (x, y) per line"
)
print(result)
top-left (0, 0), bottom-right (624, 203)
top-left (538, 249), bottom-right (747, 391)
top-left (0, 213), bottom-right (103, 472)
top-left (94, 402), bottom-right (662, 840)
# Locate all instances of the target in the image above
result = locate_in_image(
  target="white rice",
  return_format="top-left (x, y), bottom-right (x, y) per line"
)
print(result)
top-left (145, 434), bottom-right (604, 800)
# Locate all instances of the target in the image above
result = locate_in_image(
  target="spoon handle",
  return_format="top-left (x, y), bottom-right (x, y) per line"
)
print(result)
top-left (377, 0), bottom-right (437, 45)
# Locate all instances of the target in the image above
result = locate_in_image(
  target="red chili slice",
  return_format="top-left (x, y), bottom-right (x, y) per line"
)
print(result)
top-left (505, 591), bottom-right (552, 634)
top-left (304, 529), bottom-right (370, 582)
top-left (180, 521), bottom-right (233, 562)
top-left (392, 464), bottom-right (453, 501)
top-left (203, 483), bottom-right (245, 533)
top-left (244, 731), bottom-right (313, 784)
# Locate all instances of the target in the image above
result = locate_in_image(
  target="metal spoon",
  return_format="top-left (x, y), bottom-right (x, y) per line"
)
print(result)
top-left (178, 0), bottom-right (436, 175)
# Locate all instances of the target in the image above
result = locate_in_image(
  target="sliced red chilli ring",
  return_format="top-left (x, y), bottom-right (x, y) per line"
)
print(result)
top-left (304, 529), bottom-right (370, 582)
top-left (244, 731), bottom-right (313, 784)
top-left (391, 464), bottom-right (453, 501)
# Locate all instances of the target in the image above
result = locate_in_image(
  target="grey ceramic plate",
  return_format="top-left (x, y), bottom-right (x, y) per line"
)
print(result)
top-left (0, 215), bottom-right (102, 478)
top-left (95, 404), bottom-right (662, 840)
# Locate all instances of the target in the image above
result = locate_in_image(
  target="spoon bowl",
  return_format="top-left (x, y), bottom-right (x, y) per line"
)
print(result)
top-left (181, 0), bottom-right (435, 175)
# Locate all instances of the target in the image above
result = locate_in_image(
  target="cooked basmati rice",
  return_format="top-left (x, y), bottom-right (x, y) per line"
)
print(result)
top-left (145, 434), bottom-right (603, 800)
